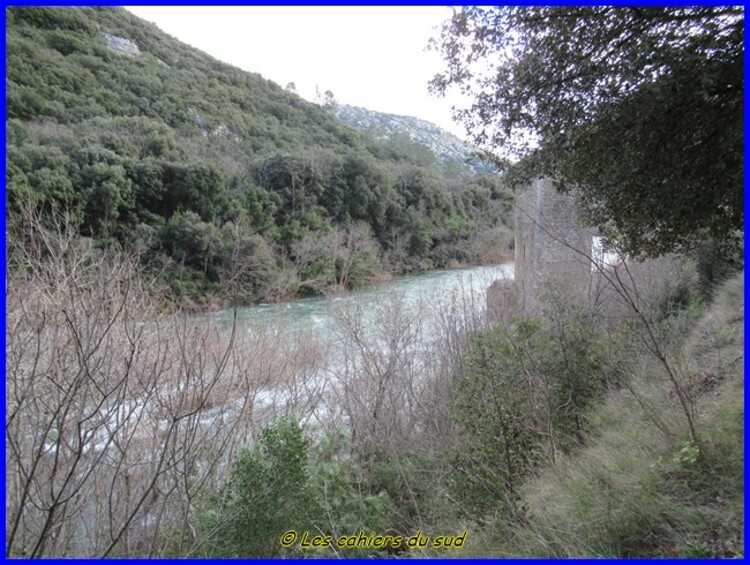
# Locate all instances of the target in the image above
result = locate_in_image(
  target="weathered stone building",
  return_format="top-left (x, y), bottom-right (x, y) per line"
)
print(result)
top-left (515, 177), bottom-right (593, 314)
top-left (488, 177), bottom-right (688, 329)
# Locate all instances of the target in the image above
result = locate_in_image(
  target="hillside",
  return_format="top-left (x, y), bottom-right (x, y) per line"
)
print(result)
top-left (6, 8), bottom-right (741, 559)
top-left (6, 7), bottom-right (513, 305)
top-left (330, 104), bottom-right (495, 174)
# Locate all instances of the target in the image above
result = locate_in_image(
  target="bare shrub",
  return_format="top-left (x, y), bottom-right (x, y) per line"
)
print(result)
top-left (319, 270), bottom-right (499, 531)
top-left (328, 291), bottom-right (425, 461)
top-left (5, 210), bottom-right (320, 557)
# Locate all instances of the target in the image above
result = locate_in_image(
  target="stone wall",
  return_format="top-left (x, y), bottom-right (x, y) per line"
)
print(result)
top-left (487, 178), bottom-right (684, 327)
top-left (488, 177), bottom-right (593, 320)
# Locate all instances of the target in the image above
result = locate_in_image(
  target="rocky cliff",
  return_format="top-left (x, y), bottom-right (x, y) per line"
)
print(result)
top-left (330, 104), bottom-right (495, 175)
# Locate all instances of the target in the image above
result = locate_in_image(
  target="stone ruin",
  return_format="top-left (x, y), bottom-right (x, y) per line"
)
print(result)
top-left (487, 177), bottom-right (688, 327)
top-left (487, 177), bottom-right (593, 323)
top-left (515, 177), bottom-right (594, 314)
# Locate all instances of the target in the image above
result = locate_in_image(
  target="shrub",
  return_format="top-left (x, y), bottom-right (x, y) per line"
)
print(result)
top-left (449, 290), bottom-right (610, 522)
top-left (310, 430), bottom-right (400, 556)
top-left (448, 323), bottom-right (544, 522)
top-left (209, 417), bottom-right (323, 557)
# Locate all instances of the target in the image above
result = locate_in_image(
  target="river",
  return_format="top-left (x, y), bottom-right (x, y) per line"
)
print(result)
top-left (22, 263), bottom-right (514, 554)
top-left (200, 262), bottom-right (515, 431)
top-left (210, 262), bottom-right (514, 337)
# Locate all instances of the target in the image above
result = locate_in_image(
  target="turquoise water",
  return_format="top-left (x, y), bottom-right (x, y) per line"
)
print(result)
top-left (210, 263), bottom-right (514, 337)
top-left (191, 262), bottom-right (515, 432)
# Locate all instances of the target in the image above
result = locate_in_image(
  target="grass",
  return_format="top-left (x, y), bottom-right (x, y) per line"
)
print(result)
top-left (466, 272), bottom-right (744, 558)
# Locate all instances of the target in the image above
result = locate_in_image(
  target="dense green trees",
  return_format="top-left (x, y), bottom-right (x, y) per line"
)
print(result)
top-left (205, 419), bottom-right (411, 558)
top-left (7, 7), bottom-right (512, 305)
top-left (430, 7), bottom-right (743, 257)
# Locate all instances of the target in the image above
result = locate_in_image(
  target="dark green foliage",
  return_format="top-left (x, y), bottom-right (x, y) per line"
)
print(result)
top-left (159, 212), bottom-right (225, 279)
top-left (310, 430), bottom-right (400, 553)
top-left (11, 7), bottom-right (96, 33)
top-left (205, 423), bottom-right (409, 558)
top-left (7, 7), bottom-right (512, 304)
top-left (537, 286), bottom-right (612, 438)
top-left (450, 295), bottom-right (610, 521)
top-left (367, 453), bottom-right (454, 534)
top-left (449, 324), bottom-right (543, 520)
top-left (690, 235), bottom-right (743, 300)
top-left (210, 418), bottom-right (323, 557)
top-left (430, 7), bottom-right (743, 258)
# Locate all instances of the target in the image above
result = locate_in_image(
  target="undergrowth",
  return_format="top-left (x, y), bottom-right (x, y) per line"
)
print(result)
top-left (466, 272), bottom-right (743, 557)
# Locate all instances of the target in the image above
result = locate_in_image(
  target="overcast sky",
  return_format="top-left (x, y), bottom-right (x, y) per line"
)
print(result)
top-left (125, 6), bottom-right (470, 139)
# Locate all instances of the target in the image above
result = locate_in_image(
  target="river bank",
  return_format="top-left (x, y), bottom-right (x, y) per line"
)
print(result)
top-left (193, 255), bottom-right (515, 316)
top-left (207, 262), bottom-right (514, 335)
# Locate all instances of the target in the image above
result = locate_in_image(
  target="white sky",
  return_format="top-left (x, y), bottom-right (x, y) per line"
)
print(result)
top-left (125, 6), bottom-right (470, 139)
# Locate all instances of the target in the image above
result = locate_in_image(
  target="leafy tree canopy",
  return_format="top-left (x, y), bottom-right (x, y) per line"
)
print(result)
top-left (430, 7), bottom-right (743, 257)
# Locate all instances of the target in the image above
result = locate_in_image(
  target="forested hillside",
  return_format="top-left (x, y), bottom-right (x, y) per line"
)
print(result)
top-left (6, 7), bottom-right (512, 305)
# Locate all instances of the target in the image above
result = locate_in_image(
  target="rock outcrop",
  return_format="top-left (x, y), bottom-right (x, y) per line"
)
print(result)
top-left (100, 32), bottom-right (140, 56)
top-left (330, 104), bottom-right (495, 174)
